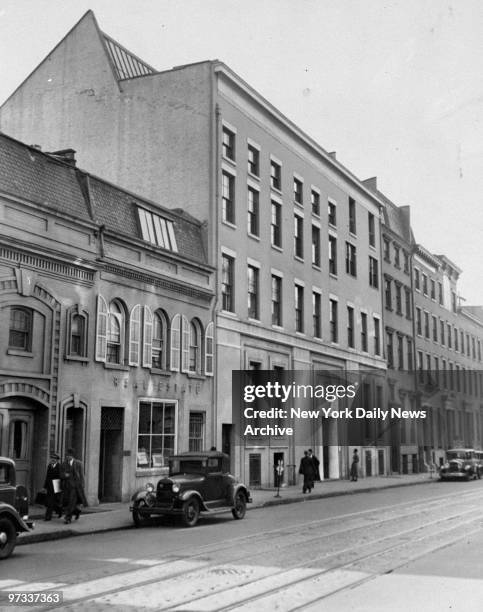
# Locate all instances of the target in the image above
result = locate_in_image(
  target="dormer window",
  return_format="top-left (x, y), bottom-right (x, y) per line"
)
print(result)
top-left (137, 208), bottom-right (178, 252)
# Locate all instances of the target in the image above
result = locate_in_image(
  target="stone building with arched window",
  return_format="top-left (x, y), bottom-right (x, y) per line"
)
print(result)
top-left (0, 132), bottom-right (215, 504)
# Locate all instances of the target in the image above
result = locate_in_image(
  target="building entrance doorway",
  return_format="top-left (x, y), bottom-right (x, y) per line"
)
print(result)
top-left (98, 407), bottom-right (124, 502)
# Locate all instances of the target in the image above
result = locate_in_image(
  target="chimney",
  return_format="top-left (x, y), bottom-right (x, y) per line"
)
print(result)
top-left (30, 144), bottom-right (42, 150)
top-left (48, 148), bottom-right (77, 166)
top-left (328, 151), bottom-right (337, 160)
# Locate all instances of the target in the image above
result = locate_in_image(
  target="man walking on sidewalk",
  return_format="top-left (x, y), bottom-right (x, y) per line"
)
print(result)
top-left (61, 448), bottom-right (88, 524)
top-left (43, 452), bottom-right (63, 521)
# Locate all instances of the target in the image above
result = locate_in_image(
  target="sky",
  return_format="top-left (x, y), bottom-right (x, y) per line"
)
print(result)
top-left (1, 0), bottom-right (482, 304)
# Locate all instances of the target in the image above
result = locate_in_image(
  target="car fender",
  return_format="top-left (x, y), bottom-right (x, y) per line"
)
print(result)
top-left (230, 483), bottom-right (251, 505)
top-left (131, 489), bottom-right (149, 503)
top-left (0, 504), bottom-right (31, 533)
top-left (179, 490), bottom-right (208, 511)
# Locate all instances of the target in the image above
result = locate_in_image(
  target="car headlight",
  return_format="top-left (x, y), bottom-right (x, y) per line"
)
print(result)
top-left (464, 465), bottom-right (471, 470)
top-left (146, 482), bottom-right (155, 492)
top-left (172, 484), bottom-right (180, 493)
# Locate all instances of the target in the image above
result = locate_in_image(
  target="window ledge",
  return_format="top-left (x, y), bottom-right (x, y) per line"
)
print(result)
top-left (248, 233), bottom-right (260, 241)
top-left (64, 355), bottom-right (89, 363)
top-left (248, 171), bottom-right (260, 181)
top-left (294, 255), bottom-right (304, 263)
top-left (187, 373), bottom-right (205, 380)
top-left (135, 467), bottom-right (169, 477)
top-left (104, 363), bottom-right (129, 371)
top-left (222, 220), bottom-right (237, 230)
top-left (271, 244), bottom-right (283, 253)
top-left (7, 349), bottom-right (33, 358)
top-left (150, 368), bottom-right (171, 377)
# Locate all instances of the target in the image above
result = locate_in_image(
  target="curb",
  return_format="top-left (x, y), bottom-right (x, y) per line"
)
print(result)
top-left (18, 477), bottom-right (437, 545)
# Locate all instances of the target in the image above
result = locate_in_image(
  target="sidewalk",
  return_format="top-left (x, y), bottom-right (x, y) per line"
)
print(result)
top-left (18, 473), bottom-right (438, 546)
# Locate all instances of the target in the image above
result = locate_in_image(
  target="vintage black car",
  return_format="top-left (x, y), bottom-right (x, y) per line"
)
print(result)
top-left (439, 448), bottom-right (481, 481)
top-left (0, 457), bottom-right (34, 559)
top-left (130, 451), bottom-right (251, 527)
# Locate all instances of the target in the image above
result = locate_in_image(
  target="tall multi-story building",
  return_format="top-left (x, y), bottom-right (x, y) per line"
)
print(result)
top-left (0, 11), bottom-right (388, 485)
top-left (0, 132), bottom-right (215, 503)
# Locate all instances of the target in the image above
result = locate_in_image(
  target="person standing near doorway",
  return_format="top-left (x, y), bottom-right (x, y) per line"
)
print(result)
top-left (61, 448), bottom-right (87, 524)
top-left (350, 449), bottom-right (359, 482)
top-left (43, 452), bottom-right (63, 521)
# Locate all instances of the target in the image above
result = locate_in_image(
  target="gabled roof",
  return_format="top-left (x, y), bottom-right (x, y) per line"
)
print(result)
top-left (362, 178), bottom-right (413, 244)
top-left (102, 32), bottom-right (156, 80)
top-left (0, 132), bottom-right (207, 265)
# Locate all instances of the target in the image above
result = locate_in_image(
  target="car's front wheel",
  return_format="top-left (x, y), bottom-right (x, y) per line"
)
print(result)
top-left (182, 498), bottom-right (200, 527)
top-left (232, 491), bottom-right (247, 520)
top-left (132, 500), bottom-right (151, 527)
top-left (0, 517), bottom-right (17, 560)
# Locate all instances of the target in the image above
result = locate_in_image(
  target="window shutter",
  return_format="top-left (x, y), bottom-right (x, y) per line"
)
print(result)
top-left (143, 305), bottom-right (153, 368)
top-left (129, 304), bottom-right (141, 366)
top-left (205, 322), bottom-right (214, 376)
top-left (181, 315), bottom-right (190, 373)
top-left (95, 295), bottom-right (108, 362)
top-left (170, 314), bottom-right (180, 371)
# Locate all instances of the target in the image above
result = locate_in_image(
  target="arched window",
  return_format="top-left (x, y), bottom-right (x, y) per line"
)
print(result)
top-left (66, 306), bottom-right (88, 358)
top-left (107, 301), bottom-right (125, 364)
top-left (189, 319), bottom-right (202, 373)
top-left (9, 307), bottom-right (32, 351)
top-left (152, 310), bottom-right (169, 370)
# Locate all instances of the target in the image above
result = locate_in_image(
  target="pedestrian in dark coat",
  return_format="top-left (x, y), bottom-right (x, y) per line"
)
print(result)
top-left (350, 449), bottom-right (359, 482)
top-left (308, 449), bottom-right (321, 481)
top-left (43, 452), bottom-right (63, 520)
top-left (61, 448), bottom-right (88, 524)
top-left (299, 451), bottom-right (317, 493)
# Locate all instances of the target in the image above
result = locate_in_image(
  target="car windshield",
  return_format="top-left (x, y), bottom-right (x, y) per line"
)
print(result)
top-left (169, 458), bottom-right (206, 475)
top-left (446, 451), bottom-right (473, 460)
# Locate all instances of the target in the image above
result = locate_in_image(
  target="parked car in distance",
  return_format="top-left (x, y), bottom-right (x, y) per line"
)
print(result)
top-left (439, 448), bottom-right (481, 481)
top-left (130, 451), bottom-right (251, 527)
top-left (0, 457), bottom-right (34, 559)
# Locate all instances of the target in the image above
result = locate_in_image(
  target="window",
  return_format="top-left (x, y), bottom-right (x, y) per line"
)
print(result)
top-left (189, 413), bottom-right (205, 452)
top-left (447, 323), bottom-right (452, 348)
top-left (311, 190), bottom-right (320, 216)
top-left (440, 320), bottom-right (445, 346)
top-left (189, 320), bottom-right (201, 373)
top-left (152, 310), bottom-right (169, 370)
top-left (312, 225), bottom-right (320, 267)
top-left (295, 284), bottom-right (304, 333)
top-left (460, 331), bottom-right (465, 354)
top-left (384, 278), bottom-right (392, 310)
top-left (407, 338), bottom-right (413, 371)
top-left (422, 274), bottom-right (428, 296)
top-left (387, 330), bottom-right (394, 369)
top-left (416, 307), bottom-right (422, 335)
top-left (221, 254), bottom-right (234, 312)
top-left (397, 335), bottom-right (404, 370)
top-left (294, 214), bottom-right (304, 259)
top-left (247, 187), bottom-right (259, 236)
top-left (170, 314), bottom-right (181, 371)
top-left (369, 256), bottom-right (379, 288)
top-left (451, 291), bottom-right (457, 312)
top-left (348, 197), bottom-right (356, 234)
top-left (294, 177), bottom-right (303, 205)
top-left (8, 307), bottom-right (32, 351)
top-left (247, 145), bottom-right (259, 176)
top-left (433, 316), bottom-right (438, 342)
top-left (222, 126), bottom-right (235, 160)
top-left (329, 299), bottom-right (338, 343)
top-left (454, 327), bottom-right (459, 352)
top-left (405, 288), bottom-right (412, 319)
top-left (137, 208), bottom-right (178, 252)
top-left (361, 312), bottom-right (368, 352)
top-left (328, 201), bottom-right (337, 226)
top-left (383, 238), bottom-right (390, 262)
top-left (424, 312), bottom-right (430, 339)
top-left (247, 265), bottom-right (259, 319)
top-left (345, 242), bottom-right (356, 277)
top-left (403, 251), bottom-right (410, 274)
top-left (417, 350), bottom-right (424, 382)
top-left (395, 283), bottom-right (402, 314)
top-left (328, 235), bottom-right (337, 275)
top-left (347, 306), bottom-right (355, 348)
top-left (368, 212), bottom-right (376, 247)
top-left (374, 317), bottom-right (381, 355)
top-left (271, 201), bottom-right (282, 248)
top-left (414, 268), bottom-right (420, 290)
top-left (129, 304), bottom-right (141, 366)
top-left (204, 322), bottom-right (214, 376)
top-left (137, 401), bottom-right (175, 468)
top-left (66, 307), bottom-right (88, 358)
top-left (394, 245), bottom-right (400, 268)
top-left (313, 292), bottom-right (321, 338)
top-left (271, 275), bottom-right (282, 326)
top-left (222, 172), bottom-right (235, 224)
top-left (107, 300), bottom-right (125, 364)
top-left (270, 160), bottom-right (281, 190)
top-left (430, 279), bottom-right (436, 300)
top-left (438, 282), bottom-right (443, 305)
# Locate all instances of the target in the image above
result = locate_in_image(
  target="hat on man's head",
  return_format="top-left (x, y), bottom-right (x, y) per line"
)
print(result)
top-left (50, 452), bottom-right (60, 460)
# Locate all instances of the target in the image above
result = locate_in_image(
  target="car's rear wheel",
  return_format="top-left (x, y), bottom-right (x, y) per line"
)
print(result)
top-left (182, 498), bottom-right (200, 527)
top-left (232, 491), bottom-right (247, 520)
top-left (0, 517), bottom-right (17, 560)
top-left (132, 500), bottom-right (151, 527)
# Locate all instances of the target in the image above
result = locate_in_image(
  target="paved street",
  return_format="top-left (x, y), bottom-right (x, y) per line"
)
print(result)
top-left (2, 479), bottom-right (483, 611)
